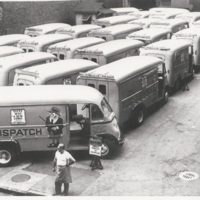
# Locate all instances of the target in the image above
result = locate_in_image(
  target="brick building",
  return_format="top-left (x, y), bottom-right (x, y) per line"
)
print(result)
top-left (0, 1), bottom-right (81, 35)
top-left (156, 0), bottom-right (200, 11)
top-left (0, 0), bottom-right (199, 35)
top-left (0, 0), bottom-right (123, 35)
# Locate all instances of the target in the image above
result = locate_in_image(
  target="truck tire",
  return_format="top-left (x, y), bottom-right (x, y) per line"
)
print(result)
top-left (174, 78), bottom-right (181, 92)
top-left (163, 91), bottom-right (169, 104)
top-left (101, 138), bottom-right (115, 159)
top-left (133, 108), bottom-right (145, 126)
top-left (0, 148), bottom-right (17, 167)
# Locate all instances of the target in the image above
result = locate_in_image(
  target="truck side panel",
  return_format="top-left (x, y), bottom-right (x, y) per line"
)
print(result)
top-left (0, 105), bottom-right (69, 152)
top-left (119, 68), bottom-right (159, 124)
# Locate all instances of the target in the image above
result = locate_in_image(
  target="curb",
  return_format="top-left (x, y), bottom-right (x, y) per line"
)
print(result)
top-left (0, 187), bottom-right (47, 196)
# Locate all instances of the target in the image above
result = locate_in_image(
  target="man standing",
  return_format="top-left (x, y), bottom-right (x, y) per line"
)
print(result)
top-left (53, 143), bottom-right (76, 196)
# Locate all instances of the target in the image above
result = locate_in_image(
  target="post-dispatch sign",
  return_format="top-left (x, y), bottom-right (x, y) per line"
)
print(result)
top-left (11, 109), bottom-right (26, 125)
top-left (89, 136), bottom-right (102, 156)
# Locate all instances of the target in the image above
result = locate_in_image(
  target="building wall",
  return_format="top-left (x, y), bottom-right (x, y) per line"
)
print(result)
top-left (0, 1), bottom-right (80, 35)
top-left (156, 0), bottom-right (200, 11)
top-left (131, 0), bottom-right (156, 10)
top-left (103, 0), bottom-right (123, 8)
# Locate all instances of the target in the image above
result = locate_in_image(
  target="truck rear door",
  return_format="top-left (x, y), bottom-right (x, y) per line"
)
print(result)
top-left (85, 79), bottom-right (109, 101)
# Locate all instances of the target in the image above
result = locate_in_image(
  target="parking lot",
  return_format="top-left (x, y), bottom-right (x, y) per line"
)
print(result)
top-left (0, 73), bottom-right (200, 196)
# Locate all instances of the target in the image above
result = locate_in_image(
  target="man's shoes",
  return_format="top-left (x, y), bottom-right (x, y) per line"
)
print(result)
top-left (90, 162), bottom-right (94, 167)
top-left (52, 193), bottom-right (61, 196)
top-left (97, 165), bottom-right (103, 170)
top-left (91, 165), bottom-right (103, 171)
top-left (91, 166), bottom-right (97, 171)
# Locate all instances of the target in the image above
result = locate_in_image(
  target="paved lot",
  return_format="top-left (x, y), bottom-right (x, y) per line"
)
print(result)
top-left (1, 74), bottom-right (200, 196)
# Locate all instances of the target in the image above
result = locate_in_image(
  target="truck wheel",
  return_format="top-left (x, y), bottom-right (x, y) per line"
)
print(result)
top-left (190, 67), bottom-right (194, 79)
top-left (0, 148), bottom-right (16, 167)
top-left (174, 78), bottom-right (181, 91)
top-left (134, 108), bottom-right (144, 126)
top-left (101, 138), bottom-right (114, 159)
top-left (163, 91), bottom-right (169, 104)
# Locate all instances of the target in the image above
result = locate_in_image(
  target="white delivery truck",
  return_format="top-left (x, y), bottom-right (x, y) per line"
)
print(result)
top-left (55, 24), bottom-right (101, 38)
top-left (172, 28), bottom-right (200, 72)
top-left (24, 23), bottom-right (71, 37)
top-left (87, 24), bottom-right (142, 41)
top-left (13, 59), bottom-right (99, 86)
top-left (0, 85), bottom-right (123, 166)
top-left (126, 28), bottom-right (171, 45)
top-left (74, 39), bottom-right (144, 66)
top-left (140, 39), bottom-right (193, 91)
top-left (47, 37), bottom-right (105, 60)
top-left (0, 52), bottom-right (57, 86)
top-left (77, 56), bottom-right (168, 128)
top-left (18, 34), bottom-right (72, 52)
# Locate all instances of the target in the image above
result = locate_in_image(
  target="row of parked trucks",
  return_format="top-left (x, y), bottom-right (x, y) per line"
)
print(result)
top-left (0, 7), bottom-right (199, 166)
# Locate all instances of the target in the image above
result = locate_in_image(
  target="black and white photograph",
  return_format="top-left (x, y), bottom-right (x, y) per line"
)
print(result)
top-left (0, 0), bottom-right (200, 197)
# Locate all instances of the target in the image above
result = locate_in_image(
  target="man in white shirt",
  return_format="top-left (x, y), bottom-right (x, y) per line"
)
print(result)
top-left (53, 143), bottom-right (76, 196)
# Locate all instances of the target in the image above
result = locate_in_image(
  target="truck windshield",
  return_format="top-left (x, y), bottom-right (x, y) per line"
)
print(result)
top-left (101, 98), bottom-right (113, 119)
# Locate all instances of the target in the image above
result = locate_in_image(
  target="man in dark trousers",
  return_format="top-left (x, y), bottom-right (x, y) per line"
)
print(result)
top-left (53, 143), bottom-right (76, 196)
top-left (46, 107), bottom-right (63, 147)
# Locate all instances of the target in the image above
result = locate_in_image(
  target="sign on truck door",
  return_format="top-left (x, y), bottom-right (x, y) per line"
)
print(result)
top-left (0, 105), bottom-right (69, 151)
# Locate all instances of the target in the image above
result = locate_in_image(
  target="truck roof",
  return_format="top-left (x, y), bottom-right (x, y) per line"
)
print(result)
top-left (191, 20), bottom-right (200, 27)
top-left (0, 85), bottom-right (104, 106)
top-left (75, 39), bottom-right (144, 57)
top-left (149, 10), bottom-right (186, 19)
top-left (142, 39), bottom-right (191, 52)
top-left (48, 37), bottom-right (105, 51)
top-left (176, 12), bottom-right (200, 21)
top-left (56, 24), bottom-right (101, 34)
top-left (78, 56), bottom-right (162, 83)
top-left (88, 24), bottom-right (142, 35)
top-left (0, 46), bottom-right (24, 57)
top-left (0, 52), bottom-right (56, 71)
top-left (16, 59), bottom-right (99, 81)
top-left (128, 18), bottom-right (160, 27)
top-left (150, 19), bottom-right (188, 27)
top-left (174, 28), bottom-right (200, 37)
top-left (149, 7), bottom-right (189, 14)
top-left (94, 15), bottom-right (137, 24)
top-left (128, 11), bottom-right (150, 18)
top-left (127, 28), bottom-right (170, 40)
top-left (18, 34), bottom-right (72, 46)
top-left (25, 23), bottom-right (71, 33)
top-left (176, 12), bottom-right (200, 17)
top-left (0, 34), bottom-right (31, 46)
top-left (110, 7), bottom-right (139, 14)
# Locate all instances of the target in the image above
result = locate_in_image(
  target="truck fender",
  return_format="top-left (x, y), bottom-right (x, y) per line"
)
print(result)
top-left (97, 133), bottom-right (119, 159)
top-left (0, 140), bottom-right (21, 155)
top-left (130, 103), bottom-right (146, 127)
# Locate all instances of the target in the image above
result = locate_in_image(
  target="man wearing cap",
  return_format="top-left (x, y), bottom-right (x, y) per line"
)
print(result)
top-left (53, 143), bottom-right (76, 196)
top-left (46, 107), bottom-right (63, 147)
